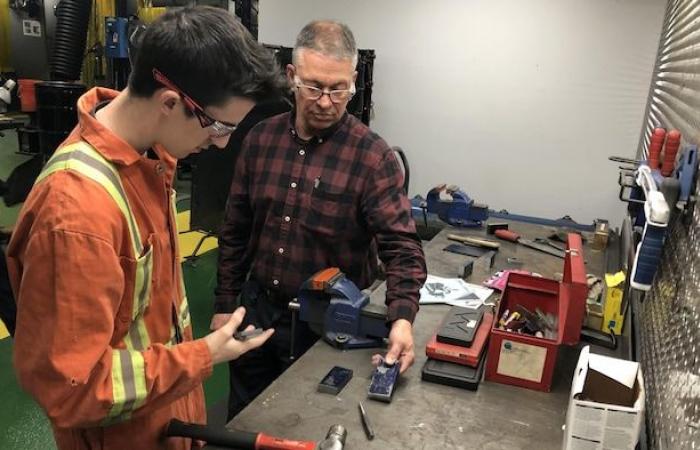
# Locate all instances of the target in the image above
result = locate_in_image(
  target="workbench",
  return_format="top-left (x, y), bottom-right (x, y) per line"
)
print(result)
top-left (226, 220), bottom-right (612, 449)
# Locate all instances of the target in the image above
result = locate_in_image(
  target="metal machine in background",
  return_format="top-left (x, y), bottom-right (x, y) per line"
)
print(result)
top-left (2, 0), bottom-right (93, 207)
top-left (104, 16), bottom-right (130, 90)
top-left (7, 0), bottom-right (60, 80)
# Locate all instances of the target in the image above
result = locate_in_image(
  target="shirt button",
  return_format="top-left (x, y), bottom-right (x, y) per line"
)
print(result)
top-left (273, 279), bottom-right (279, 286)
top-left (278, 247), bottom-right (284, 254)
top-left (299, 149), bottom-right (306, 156)
top-left (318, 138), bottom-right (323, 143)
top-left (284, 216), bottom-right (291, 222)
top-left (291, 182), bottom-right (297, 188)
top-left (155, 163), bottom-right (164, 175)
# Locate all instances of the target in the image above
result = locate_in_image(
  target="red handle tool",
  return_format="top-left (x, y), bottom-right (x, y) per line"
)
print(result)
top-left (256, 435), bottom-right (316, 450)
top-left (165, 419), bottom-right (316, 450)
top-left (661, 129), bottom-right (681, 176)
top-left (494, 229), bottom-right (520, 242)
top-left (648, 127), bottom-right (666, 170)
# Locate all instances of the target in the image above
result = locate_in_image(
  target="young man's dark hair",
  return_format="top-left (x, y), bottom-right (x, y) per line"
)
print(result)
top-left (129, 6), bottom-right (287, 107)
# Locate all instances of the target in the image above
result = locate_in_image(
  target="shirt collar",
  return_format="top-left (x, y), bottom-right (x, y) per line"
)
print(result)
top-left (77, 87), bottom-right (173, 168)
top-left (287, 107), bottom-right (350, 145)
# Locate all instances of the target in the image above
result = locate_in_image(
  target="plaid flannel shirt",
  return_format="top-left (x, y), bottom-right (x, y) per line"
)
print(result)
top-left (215, 111), bottom-right (426, 323)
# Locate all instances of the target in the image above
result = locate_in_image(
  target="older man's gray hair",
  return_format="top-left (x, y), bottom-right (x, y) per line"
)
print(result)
top-left (292, 20), bottom-right (358, 68)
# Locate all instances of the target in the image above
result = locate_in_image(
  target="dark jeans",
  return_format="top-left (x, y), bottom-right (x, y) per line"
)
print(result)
top-left (227, 281), bottom-right (318, 420)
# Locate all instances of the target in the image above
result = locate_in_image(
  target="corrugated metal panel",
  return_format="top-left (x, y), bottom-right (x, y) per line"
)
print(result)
top-left (639, 1), bottom-right (700, 155)
top-left (636, 1), bottom-right (700, 449)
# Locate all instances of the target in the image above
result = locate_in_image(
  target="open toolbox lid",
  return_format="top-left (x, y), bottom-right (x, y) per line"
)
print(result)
top-left (560, 233), bottom-right (588, 345)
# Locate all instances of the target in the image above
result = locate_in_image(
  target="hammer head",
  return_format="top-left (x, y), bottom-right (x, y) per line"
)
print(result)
top-left (317, 424), bottom-right (347, 450)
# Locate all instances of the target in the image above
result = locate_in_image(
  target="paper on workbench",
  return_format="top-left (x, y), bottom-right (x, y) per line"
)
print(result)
top-left (419, 275), bottom-right (494, 308)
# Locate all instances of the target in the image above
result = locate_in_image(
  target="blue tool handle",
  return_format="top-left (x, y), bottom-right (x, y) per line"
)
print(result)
top-left (631, 222), bottom-right (666, 290)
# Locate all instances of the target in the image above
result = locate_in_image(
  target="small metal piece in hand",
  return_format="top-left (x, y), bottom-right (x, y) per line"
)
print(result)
top-left (368, 359), bottom-right (400, 402)
top-left (234, 327), bottom-right (264, 341)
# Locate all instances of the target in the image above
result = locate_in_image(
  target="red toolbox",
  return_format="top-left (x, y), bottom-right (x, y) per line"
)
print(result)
top-left (484, 234), bottom-right (587, 392)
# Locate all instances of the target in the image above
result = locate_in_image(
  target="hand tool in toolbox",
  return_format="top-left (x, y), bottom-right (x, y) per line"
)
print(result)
top-left (165, 419), bottom-right (347, 449)
top-left (288, 268), bottom-right (388, 354)
top-left (630, 165), bottom-right (669, 290)
top-left (436, 306), bottom-right (484, 347)
top-left (447, 233), bottom-right (500, 249)
top-left (497, 305), bottom-right (558, 340)
top-left (425, 311), bottom-right (494, 367)
top-left (421, 347), bottom-right (487, 391)
top-left (494, 229), bottom-right (566, 258)
top-left (426, 184), bottom-right (489, 227)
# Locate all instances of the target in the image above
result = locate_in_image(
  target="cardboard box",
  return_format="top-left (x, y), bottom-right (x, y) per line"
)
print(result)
top-left (602, 272), bottom-right (626, 335)
top-left (563, 346), bottom-right (644, 450)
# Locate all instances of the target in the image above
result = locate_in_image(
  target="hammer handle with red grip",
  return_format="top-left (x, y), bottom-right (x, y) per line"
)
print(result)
top-left (648, 127), bottom-right (666, 170)
top-left (257, 435), bottom-right (316, 450)
top-left (661, 129), bottom-right (681, 176)
top-left (165, 419), bottom-right (316, 450)
top-left (494, 229), bottom-right (520, 242)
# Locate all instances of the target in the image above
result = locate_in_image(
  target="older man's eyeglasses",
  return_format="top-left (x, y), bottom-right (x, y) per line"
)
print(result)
top-left (152, 68), bottom-right (238, 138)
top-left (293, 76), bottom-right (355, 104)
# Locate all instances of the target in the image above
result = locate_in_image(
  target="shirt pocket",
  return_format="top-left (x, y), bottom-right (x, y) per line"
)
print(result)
top-left (303, 183), bottom-right (356, 237)
top-left (116, 234), bottom-right (156, 328)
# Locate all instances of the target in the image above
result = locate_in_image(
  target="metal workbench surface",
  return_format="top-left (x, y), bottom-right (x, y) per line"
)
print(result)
top-left (227, 220), bottom-right (607, 449)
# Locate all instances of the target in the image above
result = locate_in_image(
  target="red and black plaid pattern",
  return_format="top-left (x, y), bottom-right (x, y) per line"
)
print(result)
top-left (215, 112), bottom-right (426, 323)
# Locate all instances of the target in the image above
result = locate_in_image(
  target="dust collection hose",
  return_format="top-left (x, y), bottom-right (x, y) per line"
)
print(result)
top-left (50, 0), bottom-right (92, 81)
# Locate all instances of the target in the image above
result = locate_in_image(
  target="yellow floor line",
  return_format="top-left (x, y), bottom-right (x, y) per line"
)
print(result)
top-left (0, 319), bottom-right (9, 339)
top-left (177, 210), bottom-right (218, 262)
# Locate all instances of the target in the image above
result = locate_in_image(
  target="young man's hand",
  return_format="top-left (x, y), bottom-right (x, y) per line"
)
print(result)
top-left (204, 307), bottom-right (273, 365)
top-left (210, 313), bottom-right (232, 331)
top-left (378, 318), bottom-right (415, 374)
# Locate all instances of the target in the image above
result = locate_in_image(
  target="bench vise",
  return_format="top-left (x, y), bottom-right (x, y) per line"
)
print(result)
top-left (426, 184), bottom-right (489, 227)
top-left (289, 268), bottom-right (388, 351)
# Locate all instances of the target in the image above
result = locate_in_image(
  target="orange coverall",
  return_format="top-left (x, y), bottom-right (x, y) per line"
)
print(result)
top-left (7, 88), bottom-right (212, 449)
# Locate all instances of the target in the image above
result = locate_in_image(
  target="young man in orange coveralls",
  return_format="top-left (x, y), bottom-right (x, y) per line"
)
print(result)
top-left (6, 6), bottom-right (284, 449)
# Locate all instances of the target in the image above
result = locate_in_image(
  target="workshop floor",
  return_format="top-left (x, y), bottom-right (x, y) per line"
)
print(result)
top-left (0, 131), bottom-right (228, 449)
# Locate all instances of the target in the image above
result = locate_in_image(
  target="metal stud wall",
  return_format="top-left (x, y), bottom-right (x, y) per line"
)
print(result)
top-left (636, 1), bottom-right (700, 448)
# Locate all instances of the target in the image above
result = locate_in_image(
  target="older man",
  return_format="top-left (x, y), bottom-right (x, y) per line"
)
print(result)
top-left (213, 20), bottom-right (427, 419)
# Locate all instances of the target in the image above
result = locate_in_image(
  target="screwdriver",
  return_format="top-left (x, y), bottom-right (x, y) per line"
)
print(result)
top-left (661, 129), bottom-right (681, 176)
top-left (358, 402), bottom-right (375, 440)
top-left (648, 127), bottom-right (666, 170)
